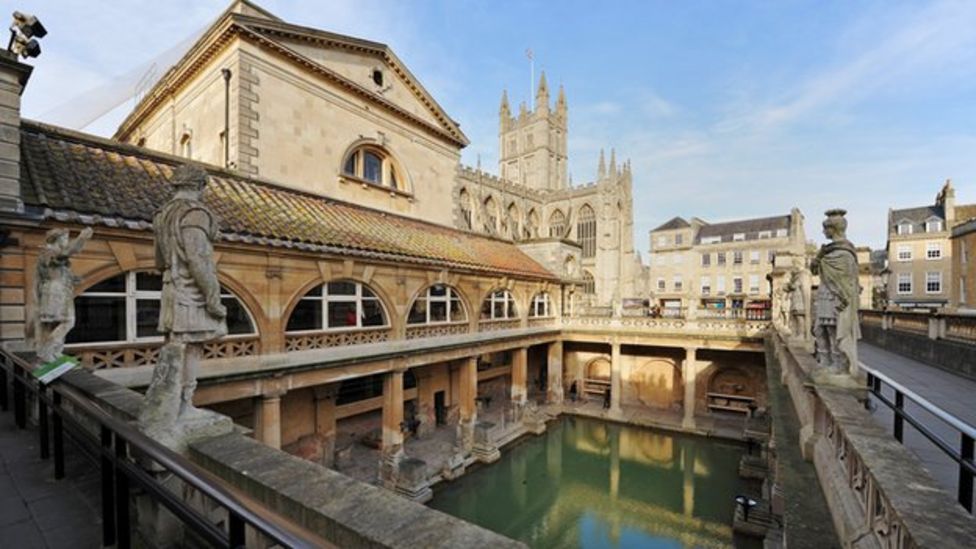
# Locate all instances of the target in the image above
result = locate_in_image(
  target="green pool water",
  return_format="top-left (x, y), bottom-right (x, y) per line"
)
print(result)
top-left (429, 416), bottom-right (752, 548)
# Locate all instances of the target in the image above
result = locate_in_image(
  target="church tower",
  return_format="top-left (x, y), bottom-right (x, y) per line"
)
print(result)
top-left (498, 73), bottom-right (568, 191)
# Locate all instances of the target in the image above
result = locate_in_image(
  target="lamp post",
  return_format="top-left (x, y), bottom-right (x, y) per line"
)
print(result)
top-left (734, 494), bottom-right (758, 522)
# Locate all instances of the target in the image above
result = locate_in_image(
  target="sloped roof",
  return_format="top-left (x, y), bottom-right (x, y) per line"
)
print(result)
top-left (19, 121), bottom-right (553, 280)
top-left (695, 215), bottom-right (790, 242)
top-left (954, 204), bottom-right (976, 225)
top-left (891, 205), bottom-right (944, 225)
top-left (652, 217), bottom-right (690, 232)
top-left (115, 0), bottom-right (468, 147)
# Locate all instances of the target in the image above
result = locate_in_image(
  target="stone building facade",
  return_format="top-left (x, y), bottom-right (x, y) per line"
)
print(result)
top-left (647, 210), bottom-right (807, 316)
top-left (950, 218), bottom-right (976, 313)
top-left (885, 180), bottom-right (976, 311)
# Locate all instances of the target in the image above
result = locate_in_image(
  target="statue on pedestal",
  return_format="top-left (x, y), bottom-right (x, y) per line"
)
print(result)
top-left (810, 209), bottom-right (861, 378)
top-left (33, 227), bottom-right (92, 363)
top-left (138, 165), bottom-right (232, 449)
top-left (786, 268), bottom-right (807, 338)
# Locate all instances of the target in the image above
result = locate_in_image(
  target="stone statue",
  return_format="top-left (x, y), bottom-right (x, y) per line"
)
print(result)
top-left (33, 227), bottom-right (92, 363)
top-left (138, 165), bottom-right (231, 449)
top-left (810, 209), bottom-right (861, 376)
top-left (786, 268), bottom-right (807, 337)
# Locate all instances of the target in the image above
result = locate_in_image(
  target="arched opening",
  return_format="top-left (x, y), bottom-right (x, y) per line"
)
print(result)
top-left (583, 357), bottom-right (611, 398)
top-left (480, 289), bottom-right (518, 320)
top-left (528, 292), bottom-right (553, 317)
top-left (408, 284), bottom-right (467, 324)
top-left (582, 270), bottom-right (596, 295)
top-left (341, 143), bottom-right (406, 191)
top-left (458, 188), bottom-right (472, 229)
top-left (506, 202), bottom-right (520, 240)
top-left (549, 209), bottom-right (566, 238)
top-left (483, 196), bottom-right (499, 234)
top-left (525, 208), bottom-right (540, 239)
top-left (285, 280), bottom-right (388, 332)
top-left (577, 204), bottom-right (596, 258)
top-left (631, 359), bottom-right (682, 410)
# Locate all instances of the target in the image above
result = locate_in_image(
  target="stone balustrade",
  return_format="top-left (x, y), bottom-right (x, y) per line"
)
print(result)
top-left (67, 335), bottom-right (260, 370)
top-left (767, 332), bottom-right (976, 548)
top-left (860, 310), bottom-right (976, 380)
top-left (562, 315), bottom-right (771, 338)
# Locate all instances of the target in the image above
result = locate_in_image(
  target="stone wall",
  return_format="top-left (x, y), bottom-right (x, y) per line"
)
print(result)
top-left (767, 333), bottom-right (976, 547)
top-left (191, 432), bottom-right (524, 548)
top-left (861, 323), bottom-right (976, 380)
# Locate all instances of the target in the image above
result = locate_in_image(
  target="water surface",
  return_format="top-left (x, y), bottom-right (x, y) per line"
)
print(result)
top-left (430, 416), bottom-right (750, 548)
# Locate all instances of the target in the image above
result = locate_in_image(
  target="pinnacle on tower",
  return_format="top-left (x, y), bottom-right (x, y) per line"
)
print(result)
top-left (598, 149), bottom-right (606, 179)
top-left (536, 71), bottom-right (550, 112)
top-left (609, 148), bottom-right (617, 177)
top-left (499, 89), bottom-right (510, 116)
top-left (556, 84), bottom-right (567, 116)
top-left (519, 101), bottom-right (528, 118)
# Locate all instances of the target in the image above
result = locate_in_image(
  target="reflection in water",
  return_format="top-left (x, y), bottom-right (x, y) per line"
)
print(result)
top-left (429, 417), bottom-right (750, 549)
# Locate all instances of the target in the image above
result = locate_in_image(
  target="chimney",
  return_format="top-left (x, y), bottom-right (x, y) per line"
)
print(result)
top-left (0, 51), bottom-right (32, 213)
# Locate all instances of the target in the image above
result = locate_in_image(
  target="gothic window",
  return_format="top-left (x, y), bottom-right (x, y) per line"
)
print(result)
top-left (341, 144), bottom-right (404, 191)
top-left (577, 205), bottom-right (596, 258)
top-left (526, 208), bottom-right (540, 238)
top-left (408, 284), bottom-right (467, 324)
top-left (582, 271), bottom-right (596, 295)
top-left (459, 188), bottom-right (472, 229)
top-left (528, 293), bottom-right (552, 317)
top-left (286, 281), bottom-right (387, 332)
top-left (179, 132), bottom-right (192, 159)
top-left (483, 196), bottom-right (499, 233)
top-left (481, 289), bottom-right (518, 320)
top-left (67, 272), bottom-right (255, 345)
top-left (507, 202), bottom-right (520, 240)
top-left (549, 209), bottom-right (566, 238)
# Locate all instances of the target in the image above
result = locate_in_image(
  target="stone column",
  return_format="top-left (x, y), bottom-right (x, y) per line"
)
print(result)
top-left (314, 385), bottom-right (339, 467)
top-left (458, 357), bottom-right (477, 454)
top-left (511, 347), bottom-right (528, 410)
top-left (380, 369), bottom-right (406, 489)
top-left (547, 340), bottom-right (564, 404)
top-left (382, 369), bottom-right (405, 453)
top-left (682, 348), bottom-right (698, 430)
top-left (255, 391), bottom-right (284, 450)
top-left (610, 341), bottom-right (622, 413)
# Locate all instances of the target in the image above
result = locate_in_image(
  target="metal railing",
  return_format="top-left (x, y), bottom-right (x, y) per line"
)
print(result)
top-left (863, 363), bottom-right (976, 513)
top-left (0, 347), bottom-right (320, 548)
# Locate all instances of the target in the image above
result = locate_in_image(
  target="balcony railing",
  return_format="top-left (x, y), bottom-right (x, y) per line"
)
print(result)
top-left (67, 335), bottom-right (260, 370)
top-left (860, 309), bottom-right (976, 344)
top-left (0, 346), bottom-right (320, 548)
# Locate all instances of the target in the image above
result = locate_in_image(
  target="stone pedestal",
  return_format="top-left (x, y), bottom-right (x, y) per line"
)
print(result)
top-left (395, 457), bottom-right (432, 503)
top-left (472, 421), bottom-right (500, 463)
top-left (138, 343), bottom-right (232, 453)
top-left (441, 450), bottom-right (466, 480)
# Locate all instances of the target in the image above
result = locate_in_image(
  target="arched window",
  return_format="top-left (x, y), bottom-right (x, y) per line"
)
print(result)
top-left (286, 281), bottom-right (387, 332)
top-left (342, 144), bottom-right (404, 191)
top-left (507, 202), bottom-right (520, 240)
top-left (408, 284), bottom-right (467, 324)
top-left (459, 188), bottom-right (472, 229)
top-left (549, 209), bottom-right (566, 238)
top-left (483, 196), bottom-right (498, 233)
top-left (526, 209), bottom-right (540, 239)
top-left (578, 205), bottom-right (596, 258)
top-left (528, 293), bottom-right (552, 317)
top-left (481, 289), bottom-right (518, 320)
top-left (179, 132), bottom-right (192, 159)
top-left (66, 272), bottom-right (255, 344)
top-left (582, 271), bottom-right (595, 295)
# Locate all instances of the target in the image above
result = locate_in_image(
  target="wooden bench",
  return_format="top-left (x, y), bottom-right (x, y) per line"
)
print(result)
top-left (707, 392), bottom-right (755, 414)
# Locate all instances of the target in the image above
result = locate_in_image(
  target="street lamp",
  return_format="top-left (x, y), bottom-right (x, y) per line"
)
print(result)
top-left (734, 494), bottom-right (758, 521)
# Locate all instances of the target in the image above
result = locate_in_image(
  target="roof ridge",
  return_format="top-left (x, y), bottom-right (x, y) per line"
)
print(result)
top-left (20, 120), bottom-right (549, 275)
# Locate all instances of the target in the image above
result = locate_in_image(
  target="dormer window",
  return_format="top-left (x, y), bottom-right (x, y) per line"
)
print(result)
top-left (925, 218), bottom-right (942, 233)
top-left (342, 145), bottom-right (404, 191)
top-left (733, 233), bottom-right (745, 241)
top-left (897, 221), bottom-right (913, 235)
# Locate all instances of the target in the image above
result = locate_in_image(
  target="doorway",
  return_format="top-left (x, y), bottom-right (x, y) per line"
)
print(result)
top-left (434, 391), bottom-right (446, 425)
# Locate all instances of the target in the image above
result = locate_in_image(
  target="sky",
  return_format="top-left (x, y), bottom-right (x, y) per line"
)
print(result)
top-left (21, 0), bottom-right (976, 252)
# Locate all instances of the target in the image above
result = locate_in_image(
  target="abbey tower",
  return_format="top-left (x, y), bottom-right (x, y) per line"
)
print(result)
top-left (497, 73), bottom-right (568, 191)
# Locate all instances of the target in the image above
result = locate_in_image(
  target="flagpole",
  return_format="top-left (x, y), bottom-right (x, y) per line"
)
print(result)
top-left (526, 48), bottom-right (534, 106)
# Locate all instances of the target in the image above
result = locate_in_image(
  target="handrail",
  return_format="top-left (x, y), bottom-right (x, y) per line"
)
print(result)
top-left (0, 346), bottom-right (321, 548)
top-left (860, 360), bottom-right (976, 513)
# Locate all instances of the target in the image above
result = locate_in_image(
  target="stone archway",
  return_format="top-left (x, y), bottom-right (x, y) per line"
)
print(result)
top-left (631, 359), bottom-right (682, 410)
top-left (707, 367), bottom-right (754, 397)
top-left (583, 357), bottom-right (611, 398)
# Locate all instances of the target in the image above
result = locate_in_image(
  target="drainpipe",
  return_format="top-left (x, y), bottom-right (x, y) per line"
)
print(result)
top-left (221, 68), bottom-right (231, 168)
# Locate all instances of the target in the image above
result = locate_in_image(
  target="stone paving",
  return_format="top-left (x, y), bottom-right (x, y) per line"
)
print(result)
top-left (0, 407), bottom-right (102, 548)
top-left (859, 341), bottom-right (976, 508)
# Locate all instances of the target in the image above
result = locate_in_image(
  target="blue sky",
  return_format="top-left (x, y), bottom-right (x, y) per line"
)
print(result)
top-left (22, 0), bottom-right (976, 251)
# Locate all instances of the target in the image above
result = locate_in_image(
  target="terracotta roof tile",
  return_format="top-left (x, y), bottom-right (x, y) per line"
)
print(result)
top-left (19, 121), bottom-right (555, 280)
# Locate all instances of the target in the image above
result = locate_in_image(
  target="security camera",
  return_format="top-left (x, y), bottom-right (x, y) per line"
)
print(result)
top-left (8, 11), bottom-right (47, 59)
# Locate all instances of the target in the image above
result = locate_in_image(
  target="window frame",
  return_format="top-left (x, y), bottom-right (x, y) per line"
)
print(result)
top-left (528, 293), bottom-right (553, 318)
top-left (925, 242), bottom-right (942, 260)
top-left (341, 144), bottom-right (406, 193)
top-left (68, 271), bottom-right (256, 346)
top-left (286, 280), bottom-right (389, 333)
top-left (925, 271), bottom-right (942, 294)
top-left (481, 289), bottom-right (519, 321)
top-left (897, 245), bottom-right (912, 262)
top-left (897, 273), bottom-right (912, 294)
top-left (408, 284), bottom-right (467, 325)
